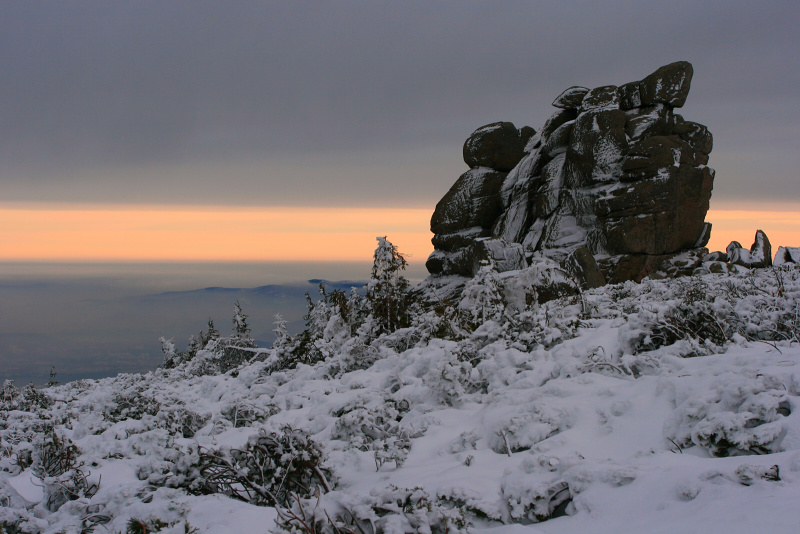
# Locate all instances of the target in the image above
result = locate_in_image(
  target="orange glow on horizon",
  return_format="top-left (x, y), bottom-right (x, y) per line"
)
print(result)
top-left (0, 205), bottom-right (797, 263)
top-left (705, 209), bottom-right (800, 254)
top-left (0, 206), bottom-right (434, 262)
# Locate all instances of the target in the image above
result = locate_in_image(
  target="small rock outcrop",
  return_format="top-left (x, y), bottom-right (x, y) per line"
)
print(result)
top-left (775, 246), bottom-right (800, 266)
top-left (427, 61), bottom-right (715, 287)
top-left (725, 230), bottom-right (773, 269)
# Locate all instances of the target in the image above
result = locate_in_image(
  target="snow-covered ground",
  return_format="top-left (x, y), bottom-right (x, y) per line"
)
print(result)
top-left (2, 259), bottom-right (800, 533)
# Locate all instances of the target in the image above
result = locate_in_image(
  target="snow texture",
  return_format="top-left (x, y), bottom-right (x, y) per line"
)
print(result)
top-left (3, 262), bottom-right (800, 533)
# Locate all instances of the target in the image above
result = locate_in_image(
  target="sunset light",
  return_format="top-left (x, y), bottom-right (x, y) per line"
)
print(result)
top-left (0, 205), bottom-right (434, 262)
top-left (2, 205), bottom-right (797, 263)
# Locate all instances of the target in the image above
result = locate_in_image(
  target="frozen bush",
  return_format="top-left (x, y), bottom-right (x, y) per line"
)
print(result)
top-left (501, 472), bottom-right (572, 524)
top-left (32, 431), bottom-right (98, 511)
top-left (330, 397), bottom-right (411, 469)
top-left (274, 486), bottom-right (469, 534)
top-left (198, 426), bottom-right (333, 506)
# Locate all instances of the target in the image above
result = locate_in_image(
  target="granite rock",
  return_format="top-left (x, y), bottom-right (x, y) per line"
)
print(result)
top-left (427, 62), bottom-right (715, 287)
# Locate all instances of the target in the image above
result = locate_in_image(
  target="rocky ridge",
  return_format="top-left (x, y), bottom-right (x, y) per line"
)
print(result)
top-left (427, 61), bottom-right (715, 287)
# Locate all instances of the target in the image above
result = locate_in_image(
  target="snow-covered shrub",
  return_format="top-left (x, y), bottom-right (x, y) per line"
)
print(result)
top-left (33, 430), bottom-right (98, 511)
top-left (0, 381), bottom-right (54, 413)
top-left (136, 443), bottom-right (203, 492)
top-left (624, 277), bottom-right (732, 357)
top-left (617, 268), bottom-right (800, 358)
top-left (0, 506), bottom-right (46, 534)
top-left (125, 517), bottom-right (199, 534)
top-left (487, 403), bottom-right (574, 455)
top-left (220, 400), bottom-right (278, 428)
top-left (106, 392), bottom-right (161, 423)
top-left (32, 430), bottom-right (78, 479)
top-left (725, 267), bottom-right (800, 343)
top-left (368, 486), bottom-right (469, 533)
top-left (692, 412), bottom-right (784, 457)
top-left (0, 411), bottom-right (50, 475)
top-left (159, 336), bottom-right (181, 369)
top-left (198, 426), bottom-right (333, 506)
top-left (0, 380), bottom-right (19, 412)
top-left (411, 300), bottom-right (467, 342)
top-left (274, 486), bottom-right (469, 534)
top-left (330, 397), bottom-right (411, 469)
top-left (734, 463), bottom-right (780, 485)
top-left (501, 475), bottom-right (572, 524)
top-left (422, 352), bottom-right (474, 407)
top-left (665, 374), bottom-right (791, 457)
top-left (458, 261), bottom-right (506, 330)
top-left (156, 405), bottom-right (210, 438)
top-left (281, 286), bottom-right (349, 371)
top-left (326, 337), bottom-right (381, 376)
top-left (232, 300), bottom-right (257, 347)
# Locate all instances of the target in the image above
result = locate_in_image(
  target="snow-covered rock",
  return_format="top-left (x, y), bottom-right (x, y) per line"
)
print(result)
top-left (428, 61), bottom-right (715, 286)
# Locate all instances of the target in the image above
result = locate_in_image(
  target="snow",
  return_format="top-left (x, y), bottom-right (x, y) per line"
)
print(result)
top-left (2, 263), bottom-right (800, 532)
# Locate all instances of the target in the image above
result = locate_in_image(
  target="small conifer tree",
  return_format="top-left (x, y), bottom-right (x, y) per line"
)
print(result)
top-left (186, 335), bottom-right (201, 357)
top-left (46, 366), bottom-right (59, 388)
top-left (233, 301), bottom-right (251, 338)
top-left (366, 236), bottom-right (410, 336)
top-left (201, 318), bottom-right (220, 349)
top-left (159, 336), bottom-right (179, 368)
top-left (273, 313), bottom-right (290, 349)
top-left (229, 300), bottom-right (257, 349)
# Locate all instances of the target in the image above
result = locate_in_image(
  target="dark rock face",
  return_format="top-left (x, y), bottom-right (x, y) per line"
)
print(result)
top-left (552, 86), bottom-right (589, 110)
top-left (427, 61), bottom-right (715, 283)
top-left (462, 122), bottom-right (534, 172)
top-left (564, 247), bottom-right (606, 289)
top-left (430, 168), bottom-right (507, 235)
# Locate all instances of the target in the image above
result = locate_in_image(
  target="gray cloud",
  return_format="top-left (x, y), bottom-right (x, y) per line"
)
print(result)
top-left (1, 0), bottom-right (798, 206)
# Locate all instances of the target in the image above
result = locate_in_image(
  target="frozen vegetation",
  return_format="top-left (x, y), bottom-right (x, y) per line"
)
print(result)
top-left (3, 237), bottom-right (800, 533)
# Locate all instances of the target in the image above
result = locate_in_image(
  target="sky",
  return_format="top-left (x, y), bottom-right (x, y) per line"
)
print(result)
top-left (1, 0), bottom-right (799, 262)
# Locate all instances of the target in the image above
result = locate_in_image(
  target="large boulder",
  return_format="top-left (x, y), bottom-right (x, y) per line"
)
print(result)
top-left (427, 61), bottom-right (715, 286)
top-left (430, 168), bottom-right (506, 235)
top-left (639, 61), bottom-right (693, 108)
top-left (552, 86), bottom-right (589, 110)
top-left (463, 122), bottom-right (534, 172)
top-left (563, 247), bottom-right (606, 289)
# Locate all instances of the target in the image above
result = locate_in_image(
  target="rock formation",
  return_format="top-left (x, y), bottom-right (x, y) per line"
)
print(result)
top-left (427, 61), bottom-right (715, 286)
top-left (719, 230), bottom-right (773, 269)
top-left (775, 246), bottom-right (800, 266)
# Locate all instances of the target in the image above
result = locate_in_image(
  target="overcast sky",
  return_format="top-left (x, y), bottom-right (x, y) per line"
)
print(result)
top-left (1, 1), bottom-right (798, 208)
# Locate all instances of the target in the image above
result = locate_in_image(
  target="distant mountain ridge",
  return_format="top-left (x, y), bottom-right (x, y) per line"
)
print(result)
top-left (149, 279), bottom-right (366, 298)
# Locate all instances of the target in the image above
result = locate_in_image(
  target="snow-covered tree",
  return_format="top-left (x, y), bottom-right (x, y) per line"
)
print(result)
top-left (159, 336), bottom-right (179, 368)
top-left (201, 318), bottom-right (221, 349)
top-left (366, 236), bottom-right (410, 337)
top-left (459, 260), bottom-right (506, 328)
top-left (233, 301), bottom-right (250, 338)
top-left (186, 335), bottom-right (201, 357)
top-left (229, 301), bottom-right (257, 349)
top-left (272, 313), bottom-right (290, 349)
